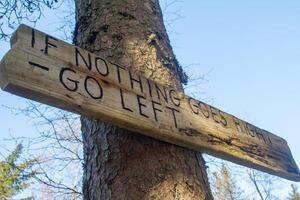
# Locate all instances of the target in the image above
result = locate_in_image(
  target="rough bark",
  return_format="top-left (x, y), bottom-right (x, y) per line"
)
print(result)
top-left (74, 0), bottom-right (213, 199)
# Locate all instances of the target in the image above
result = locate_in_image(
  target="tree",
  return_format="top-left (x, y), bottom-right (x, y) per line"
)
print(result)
top-left (2, 1), bottom-right (215, 198)
top-left (5, 103), bottom-right (83, 198)
top-left (0, 0), bottom-right (63, 40)
top-left (247, 169), bottom-right (280, 200)
top-left (288, 184), bottom-right (300, 200)
top-left (211, 164), bottom-right (244, 200)
top-left (0, 144), bottom-right (36, 199)
top-left (0, 0), bottom-right (229, 199)
top-left (74, 0), bottom-right (213, 199)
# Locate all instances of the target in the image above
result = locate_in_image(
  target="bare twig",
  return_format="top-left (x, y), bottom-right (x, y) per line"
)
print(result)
top-left (0, 0), bottom-right (64, 41)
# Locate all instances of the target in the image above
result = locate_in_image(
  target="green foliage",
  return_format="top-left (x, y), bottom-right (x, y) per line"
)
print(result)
top-left (211, 164), bottom-right (244, 200)
top-left (288, 184), bottom-right (300, 200)
top-left (0, 144), bottom-right (36, 199)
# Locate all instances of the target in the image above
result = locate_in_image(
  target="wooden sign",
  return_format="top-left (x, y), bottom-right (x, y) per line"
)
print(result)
top-left (1, 25), bottom-right (299, 182)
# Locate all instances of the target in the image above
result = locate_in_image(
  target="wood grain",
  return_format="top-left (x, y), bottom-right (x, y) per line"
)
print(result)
top-left (1, 24), bottom-right (299, 182)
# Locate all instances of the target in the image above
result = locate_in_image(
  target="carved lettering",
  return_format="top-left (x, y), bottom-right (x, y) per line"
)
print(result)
top-left (152, 100), bottom-right (162, 122)
top-left (119, 88), bottom-right (133, 112)
top-left (59, 68), bottom-right (79, 92)
top-left (44, 34), bottom-right (58, 54)
top-left (95, 57), bottom-right (109, 76)
top-left (155, 84), bottom-right (168, 103)
top-left (188, 97), bottom-right (199, 114)
top-left (210, 106), bottom-right (220, 124)
top-left (114, 63), bottom-right (126, 84)
top-left (166, 106), bottom-right (180, 128)
top-left (129, 71), bottom-right (143, 93)
top-left (199, 102), bottom-right (210, 118)
top-left (147, 79), bottom-right (153, 97)
top-left (84, 76), bottom-right (103, 99)
top-left (31, 28), bottom-right (35, 48)
top-left (137, 95), bottom-right (148, 118)
top-left (169, 89), bottom-right (181, 107)
top-left (219, 110), bottom-right (228, 127)
top-left (75, 47), bottom-right (92, 70)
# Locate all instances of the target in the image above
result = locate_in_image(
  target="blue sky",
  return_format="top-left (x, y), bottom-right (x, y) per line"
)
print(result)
top-left (168, 0), bottom-right (300, 165)
top-left (0, 0), bottom-right (299, 197)
top-left (167, 1), bottom-right (300, 195)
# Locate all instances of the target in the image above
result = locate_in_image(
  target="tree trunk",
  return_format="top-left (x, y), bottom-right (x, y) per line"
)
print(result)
top-left (74, 0), bottom-right (213, 199)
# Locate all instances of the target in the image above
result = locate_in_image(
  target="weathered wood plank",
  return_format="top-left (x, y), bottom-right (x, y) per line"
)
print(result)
top-left (1, 24), bottom-right (299, 182)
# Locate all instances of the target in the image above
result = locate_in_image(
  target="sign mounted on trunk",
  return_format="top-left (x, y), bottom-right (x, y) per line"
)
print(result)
top-left (1, 25), bottom-right (299, 182)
